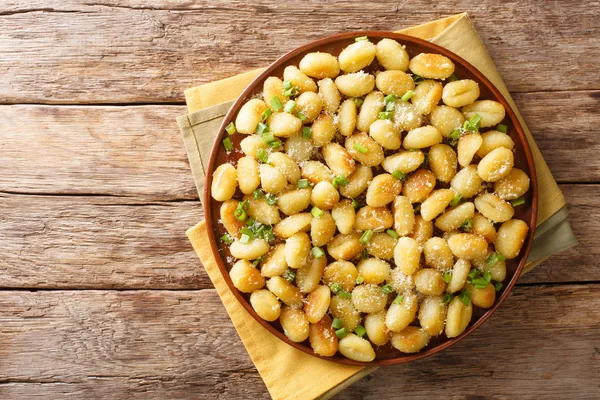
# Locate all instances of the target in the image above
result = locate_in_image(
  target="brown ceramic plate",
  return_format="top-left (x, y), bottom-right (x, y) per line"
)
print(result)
top-left (203, 31), bottom-right (538, 366)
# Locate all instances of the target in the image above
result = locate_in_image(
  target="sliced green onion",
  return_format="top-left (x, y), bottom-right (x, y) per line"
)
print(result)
top-left (335, 328), bottom-right (348, 339)
top-left (312, 246), bottom-right (325, 259)
top-left (401, 90), bottom-right (414, 102)
top-left (458, 289), bottom-right (471, 306)
top-left (468, 269), bottom-right (480, 280)
top-left (450, 193), bottom-right (462, 207)
top-left (284, 100), bottom-right (296, 113)
top-left (302, 126), bottom-right (312, 139)
top-left (252, 256), bottom-right (264, 267)
top-left (261, 107), bottom-right (272, 121)
top-left (262, 227), bottom-right (275, 242)
top-left (385, 100), bottom-right (395, 112)
top-left (234, 200), bottom-right (248, 221)
top-left (443, 270), bottom-right (452, 283)
top-left (253, 188), bottom-right (264, 199)
top-left (384, 94), bottom-right (397, 104)
top-left (245, 216), bottom-right (255, 226)
top-left (270, 96), bottom-right (283, 111)
top-left (486, 251), bottom-right (506, 267)
top-left (359, 229), bottom-right (374, 245)
top-left (240, 233), bottom-right (250, 244)
top-left (225, 122), bottom-right (236, 135)
top-left (355, 276), bottom-right (364, 285)
top-left (221, 233), bottom-right (234, 244)
top-left (222, 137), bottom-right (233, 152)
top-left (386, 229), bottom-right (399, 239)
top-left (442, 293), bottom-right (453, 304)
top-left (448, 73), bottom-right (458, 82)
top-left (494, 281), bottom-right (504, 292)
top-left (355, 36), bottom-right (369, 42)
top-left (311, 206), bottom-right (323, 218)
top-left (464, 113), bottom-right (482, 132)
top-left (381, 284), bottom-right (393, 295)
top-left (284, 86), bottom-right (299, 97)
top-left (378, 111), bottom-right (393, 120)
top-left (257, 148), bottom-right (269, 163)
top-left (351, 198), bottom-right (361, 209)
top-left (282, 269), bottom-right (296, 282)
top-left (354, 325), bottom-right (366, 338)
top-left (496, 124), bottom-right (508, 133)
top-left (261, 132), bottom-right (276, 144)
top-left (412, 74), bottom-right (424, 83)
top-left (460, 219), bottom-right (472, 232)
top-left (297, 111), bottom-right (307, 122)
top-left (330, 282), bottom-right (343, 294)
top-left (353, 97), bottom-right (364, 107)
top-left (331, 318), bottom-right (344, 330)
top-left (393, 294), bottom-right (404, 304)
top-left (268, 140), bottom-right (282, 149)
top-left (338, 290), bottom-right (352, 299)
top-left (353, 143), bottom-right (368, 154)
top-left (449, 129), bottom-right (461, 141)
top-left (511, 197), bottom-right (525, 207)
top-left (483, 270), bottom-right (492, 283)
top-left (392, 170), bottom-right (407, 181)
top-left (256, 122), bottom-right (269, 135)
top-left (472, 277), bottom-right (490, 289)
top-left (332, 175), bottom-right (349, 189)
top-left (297, 178), bottom-right (310, 189)
top-left (361, 249), bottom-right (369, 260)
top-left (265, 193), bottom-right (277, 206)
top-left (283, 80), bottom-right (292, 90)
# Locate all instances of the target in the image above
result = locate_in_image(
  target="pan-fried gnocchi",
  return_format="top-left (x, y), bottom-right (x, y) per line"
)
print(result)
top-left (210, 36), bottom-right (532, 361)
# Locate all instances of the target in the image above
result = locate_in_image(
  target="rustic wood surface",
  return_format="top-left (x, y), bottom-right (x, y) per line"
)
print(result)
top-left (0, 1), bottom-right (598, 399)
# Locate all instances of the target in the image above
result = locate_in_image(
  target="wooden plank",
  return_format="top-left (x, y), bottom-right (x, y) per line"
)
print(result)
top-left (0, 1), bottom-right (598, 104)
top-left (0, 285), bottom-right (597, 399)
top-left (0, 184), bottom-right (596, 289)
top-left (1, 95), bottom-right (598, 202)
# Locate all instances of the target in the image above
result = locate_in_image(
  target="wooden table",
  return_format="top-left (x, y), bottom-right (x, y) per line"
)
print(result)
top-left (1, 1), bottom-right (598, 398)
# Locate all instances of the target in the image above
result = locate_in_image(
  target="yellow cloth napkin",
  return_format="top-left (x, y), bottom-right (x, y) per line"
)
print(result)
top-left (180, 13), bottom-right (578, 400)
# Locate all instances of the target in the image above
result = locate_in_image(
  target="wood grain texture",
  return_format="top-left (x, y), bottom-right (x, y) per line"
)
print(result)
top-left (0, 185), bottom-right (595, 289)
top-left (0, 1), bottom-right (598, 104)
top-left (0, 285), bottom-right (597, 399)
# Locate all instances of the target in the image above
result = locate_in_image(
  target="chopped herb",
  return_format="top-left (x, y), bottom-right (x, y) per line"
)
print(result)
top-left (297, 111), bottom-right (307, 122)
top-left (442, 293), bottom-right (453, 304)
top-left (256, 122), bottom-right (269, 135)
top-left (378, 111), bottom-right (393, 120)
top-left (221, 233), bottom-right (234, 244)
top-left (297, 178), bottom-right (310, 189)
top-left (351, 198), bottom-right (361, 209)
top-left (353, 143), bottom-right (368, 154)
top-left (460, 219), bottom-right (473, 232)
top-left (472, 277), bottom-right (490, 289)
top-left (270, 96), bottom-right (283, 111)
top-left (450, 193), bottom-right (462, 207)
top-left (283, 80), bottom-right (293, 90)
top-left (330, 282), bottom-right (343, 294)
top-left (385, 100), bottom-right (396, 112)
top-left (355, 36), bottom-right (369, 42)
top-left (384, 94), bottom-right (397, 104)
top-left (284, 100), bottom-right (296, 113)
top-left (448, 73), bottom-right (458, 82)
top-left (464, 113), bottom-right (482, 132)
top-left (252, 256), bottom-right (264, 267)
top-left (338, 290), bottom-right (352, 299)
top-left (359, 230), bottom-right (374, 245)
top-left (401, 90), bottom-right (414, 102)
top-left (222, 137), bottom-right (233, 152)
top-left (311, 206), bottom-right (323, 218)
top-left (225, 122), bottom-right (236, 135)
top-left (386, 229), bottom-right (399, 239)
top-left (496, 124), bottom-right (508, 133)
top-left (331, 318), bottom-right (344, 330)
top-left (261, 131), bottom-right (276, 145)
top-left (458, 289), bottom-right (471, 306)
top-left (354, 325), bottom-right (366, 338)
top-left (332, 175), bottom-right (350, 189)
top-left (353, 97), bottom-right (364, 107)
top-left (302, 126), bottom-right (312, 139)
top-left (261, 107), bottom-right (272, 121)
top-left (265, 193), bottom-right (277, 206)
top-left (284, 86), bottom-right (299, 97)
top-left (483, 270), bottom-right (492, 283)
top-left (412, 74), bottom-right (424, 83)
top-left (392, 170), bottom-right (408, 181)
top-left (312, 246), bottom-right (325, 259)
top-left (253, 188), bottom-right (264, 200)
top-left (268, 140), bottom-right (282, 149)
top-left (448, 129), bottom-right (462, 146)
top-left (361, 249), bottom-right (369, 260)
top-left (381, 284), bottom-right (393, 295)
top-left (443, 270), bottom-right (452, 283)
top-left (245, 216), bottom-right (255, 226)
top-left (511, 197), bottom-right (525, 207)
top-left (468, 269), bottom-right (480, 280)
top-left (262, 227), bottom-right (275, 242)
top-left (355, 276), bottom-right (364, 285)
top-left (486, 251), bottom-right (506, 267)
top-left (393, 294), bottom-right (404, 304)
top-left (335, 328), bottom-right (348, 339)
top-left (257, 148), bottom-right (269, 163)
top-left (282, 269), bottom-right (296, 282)
top-left (234, 200), bottom-right (248, 221)
top-left (494, 281), bottom-right (504, 292)
top-left (240, 233), bottom-right (251, 244)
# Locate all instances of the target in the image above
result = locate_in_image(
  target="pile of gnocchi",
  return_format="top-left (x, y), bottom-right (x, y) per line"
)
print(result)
top-left (210, 36), bottom-right (531, 362)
